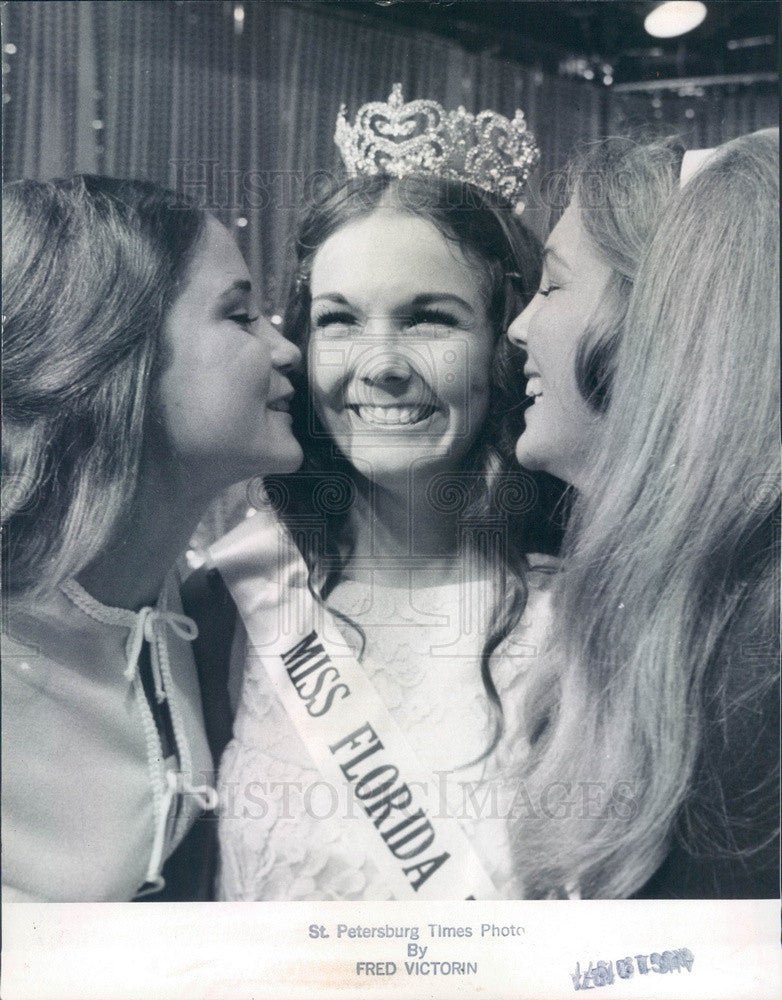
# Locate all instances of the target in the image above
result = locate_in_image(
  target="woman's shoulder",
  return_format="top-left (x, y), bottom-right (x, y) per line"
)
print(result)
top-left (3, 591), bottom-right (64, 646)
top-left (1, 629), bottom-right (46, 705)
top-left (1, 626), bottom-right (39, 659)
top-left (2, 593), bottom-right (97, 684)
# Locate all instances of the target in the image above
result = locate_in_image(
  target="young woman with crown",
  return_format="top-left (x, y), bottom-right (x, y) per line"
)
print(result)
top-left (192, 86), bottom-right (562, 900)
top-left (504, 129), bottom-right (779, 898)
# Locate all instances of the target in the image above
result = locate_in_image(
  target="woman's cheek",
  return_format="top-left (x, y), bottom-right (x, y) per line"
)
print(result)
top-left (310, 375), bottom-right (335, 412)
top-left (308, 343), bottom-right (341, 398)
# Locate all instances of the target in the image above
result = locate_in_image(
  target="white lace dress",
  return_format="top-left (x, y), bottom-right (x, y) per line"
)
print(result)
top-left (217, 560), bottom-right (555, 900)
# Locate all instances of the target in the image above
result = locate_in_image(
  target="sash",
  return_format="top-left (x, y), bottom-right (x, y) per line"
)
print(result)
top-left (209, 509), bottom-right (499, 900)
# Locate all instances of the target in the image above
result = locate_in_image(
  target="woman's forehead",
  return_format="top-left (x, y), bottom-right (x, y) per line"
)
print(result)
top-left (182, 216), bottom-right (251, 298)
top-left (309, 209), bottom-right (487, 308)
top-left (545, 200), bottom-right (610, 282)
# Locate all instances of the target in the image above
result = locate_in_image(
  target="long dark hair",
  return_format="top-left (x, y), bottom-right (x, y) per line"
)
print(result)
top-left (264, 172), bottom-right (558, 754)
top-left (2, 175), bottom-right (205, 595)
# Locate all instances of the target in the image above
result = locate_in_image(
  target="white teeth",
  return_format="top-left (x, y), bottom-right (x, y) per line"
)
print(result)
top-left (352, 405), bottom-right (432, 426)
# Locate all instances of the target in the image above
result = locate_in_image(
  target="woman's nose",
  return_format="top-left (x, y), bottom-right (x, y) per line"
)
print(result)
top-left (264, 320), bottom-right (302, 371)
top-left (507, 303), bottom-right (531, 348)
top-left (360, 353), bottom-right (414, 391)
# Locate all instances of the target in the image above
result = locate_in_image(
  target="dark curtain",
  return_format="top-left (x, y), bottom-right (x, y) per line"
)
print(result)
top-left (2, 0), bottom-right (605, 310)
top-left (4, 1), bottom-right (778, 307)
top-left (609, 86), bottom-right (779, 144)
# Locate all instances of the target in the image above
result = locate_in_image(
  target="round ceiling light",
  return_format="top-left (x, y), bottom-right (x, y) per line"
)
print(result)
top-left (644, 2), bottom-right (707, 39)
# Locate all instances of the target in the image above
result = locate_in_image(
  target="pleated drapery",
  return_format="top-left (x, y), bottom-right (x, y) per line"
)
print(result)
top-left (4, 1), bottom-right (778, 309)
top-left (3, 0), bottom-right (606, 308)
top-left (609, 86), bottom-right (779, 145)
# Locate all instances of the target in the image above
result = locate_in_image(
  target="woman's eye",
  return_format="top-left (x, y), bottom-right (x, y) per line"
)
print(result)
top-left (229, 312), bottom-right (260, 331)
top-left (408, 309), bottom-right (459, 330)
top-left (313, 311), bottom-right (358, 335)
top-left (538, 285), bottom-right (560, 298)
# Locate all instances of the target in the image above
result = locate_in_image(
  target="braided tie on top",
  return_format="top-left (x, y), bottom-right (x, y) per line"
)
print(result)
top-left (60, 577), bottom-right (213, 896)
top-left (123, 606), bottom-right (199, 701)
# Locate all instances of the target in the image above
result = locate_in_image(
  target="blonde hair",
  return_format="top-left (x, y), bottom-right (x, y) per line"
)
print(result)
top-left (516, 131), bottom-right (780, 897)
top-left (2, 176), bottom-right (205, 595)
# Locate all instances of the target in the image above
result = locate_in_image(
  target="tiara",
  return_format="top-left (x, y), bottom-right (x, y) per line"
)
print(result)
top-left (334, 83), bottom-right (539, 215)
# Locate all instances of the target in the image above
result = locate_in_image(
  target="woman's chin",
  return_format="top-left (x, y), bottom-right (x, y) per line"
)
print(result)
top-left (261, 443), bottom-right (305, 476)
top-left (514, 433), bottom-right (543, 472)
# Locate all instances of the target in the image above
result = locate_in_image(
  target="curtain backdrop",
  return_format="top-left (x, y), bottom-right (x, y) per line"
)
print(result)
top-left (609, 86), bottom-right (779, 144)
top-left (4, 1), bottom-right (777, 307)
top-left (3, 0), bottom-right (607, 309)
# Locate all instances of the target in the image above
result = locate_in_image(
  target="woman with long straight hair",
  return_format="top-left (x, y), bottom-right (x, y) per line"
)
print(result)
top-left (2, 175), bottom-right (303, 900)
top-left (506, 129), bottom-right (779, 898)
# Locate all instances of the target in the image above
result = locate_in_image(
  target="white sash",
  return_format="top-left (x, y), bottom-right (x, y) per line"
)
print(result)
top-left (209, 509), bottom-right (499, 900)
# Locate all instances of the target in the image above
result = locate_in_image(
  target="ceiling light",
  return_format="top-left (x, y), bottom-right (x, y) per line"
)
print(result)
top-left (644, 2), bottom-right (707, 39)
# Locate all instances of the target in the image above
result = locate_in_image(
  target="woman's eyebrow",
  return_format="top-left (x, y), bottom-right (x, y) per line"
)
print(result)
top-left (217, 279), bottom-right (252, 303)
top-left (311, 292), bottom-right (352, 306)
top-left (406, 293), bottom-right (475, 313)
top-left (542, 246), bottom-right (572, 272)
top-left (310, 292), bottom-right (475, 316)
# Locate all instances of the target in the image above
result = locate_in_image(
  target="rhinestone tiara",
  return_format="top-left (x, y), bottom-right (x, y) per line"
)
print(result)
top-left (334, 84), bottom-right (540, 215)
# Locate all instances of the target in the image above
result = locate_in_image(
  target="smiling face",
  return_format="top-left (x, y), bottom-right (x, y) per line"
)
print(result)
top-left (307, 209), bottom-right (495, 487)
top-left (155, 216), bottom-right (303, 494)
top-left (506, 200), bottom-right (611, 488)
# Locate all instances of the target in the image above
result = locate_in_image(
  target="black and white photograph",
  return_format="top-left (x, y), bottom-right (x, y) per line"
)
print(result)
top-left (1, 1), bottom-right (779, 997)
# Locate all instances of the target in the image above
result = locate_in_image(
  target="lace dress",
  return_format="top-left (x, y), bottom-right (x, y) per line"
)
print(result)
top-left (217, 559), bottom-right (555, 900)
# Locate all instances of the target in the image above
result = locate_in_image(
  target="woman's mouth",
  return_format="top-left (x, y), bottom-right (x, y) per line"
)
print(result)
top-left (347, 403), bottom-right (437, 426)
top-left (268, 380), bottom-right (295, 412)
top-left (525, 375), bottom-right (543, 400)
